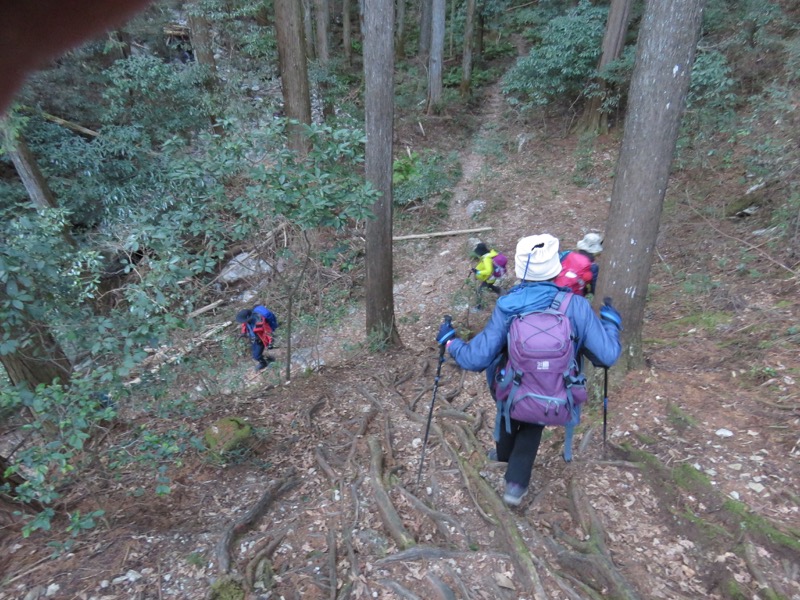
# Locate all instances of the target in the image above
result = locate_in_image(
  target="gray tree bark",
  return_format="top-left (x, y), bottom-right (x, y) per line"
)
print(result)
top-left (188, 11), bottom-right (224, 136)
top-left (419, 0), bottom-right (432, 59)
top-left (395, 0), bottom-right (407, 60)
top-left (363, 0), bottom-right (400, 346)
top-left (460, 0), bottom-right (476, 97)
top-left (275, 0), bottom-right (313, 153)
top-left (594, 0), bottom-right (706, 370)
top-left (426, 0), bottom-right (445, 114)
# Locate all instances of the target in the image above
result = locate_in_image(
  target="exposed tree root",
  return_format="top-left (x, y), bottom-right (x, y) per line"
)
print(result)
top-left (441, 422), bottom-right (547, 599)
top-left (743, 536), bottom-right (790, 599)
top-left (215, 475), bottom-right (299, 574)
top-left (426, 572), bottom-right (457, 600)
top-left (375, 545), bottom-right (508, 564)
top-left (305, 395), bottom-right (327, 430)
top-left (243, 532), bottom-right (285, 594)
top-left (546, 478), bottom-right (641, 600)
top-left (345, 404), bottom-right (378, 468)
top-left (327, 522), bottom-right (337, 600)
top-left (442, 563), bottom-right (474, 600)
top-left (379, 578), bottom-right (423, 600)
top-left (397, 484), bottom-right (470, 546)
top-left (367, 436), bottom-right (415, 550)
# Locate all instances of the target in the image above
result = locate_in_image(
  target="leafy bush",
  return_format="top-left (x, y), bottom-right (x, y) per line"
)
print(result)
top-left (393, 150), bottom-right (461, 207)
top-left (502, 1), bottom-right (607, 110)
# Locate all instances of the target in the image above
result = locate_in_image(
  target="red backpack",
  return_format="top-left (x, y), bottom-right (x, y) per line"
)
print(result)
top-left (555, 251), bottom-right (594, 296)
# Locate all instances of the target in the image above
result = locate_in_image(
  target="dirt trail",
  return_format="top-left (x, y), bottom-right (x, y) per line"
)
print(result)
top-left (3, 80), bottom-right (799, 600)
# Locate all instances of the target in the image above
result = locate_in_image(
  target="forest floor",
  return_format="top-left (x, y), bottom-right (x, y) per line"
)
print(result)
top-left (2, 73), bottom-right (800, 600)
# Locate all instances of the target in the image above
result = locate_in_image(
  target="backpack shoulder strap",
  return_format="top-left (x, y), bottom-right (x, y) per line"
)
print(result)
top-left (549, 289), bottom-right (572, 312)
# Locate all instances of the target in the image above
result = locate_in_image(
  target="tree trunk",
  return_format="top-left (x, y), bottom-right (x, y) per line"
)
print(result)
top-left (342, 0), bottom-right (352, 65)
top-left (303, 0), bottom-right (316, 59)
top-left (594, 0), bottom-right (706, 370)
top-left (188, 11), bottom-right (224, 136)
top-left (460, 0), bottom-right (476, 97)
top-left (573, 0), bottom-right (632, 136)
top-left (7, 134), bottom-right (57, 211)
top-left (2, 124), bottom-right (77, 247)
top-left (426, 0), bottom-right (445, 114)
top-left (0, 321), bottom-right (72, 388)
top-left (419, 0), bottom-right (432, 60)
top-left (275, 0), bottom-right (313, 153)
top-left (395, 0), bottom-right (407, 60)
top-left (314, 0), bottom-right (335, 119)
top-left (314, 0), bottom-right (330, 64)
top-left (363, 0), bottom-right (401, 347)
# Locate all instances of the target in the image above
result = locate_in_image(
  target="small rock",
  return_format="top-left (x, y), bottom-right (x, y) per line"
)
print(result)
top-left (747, 482), bottom-right (765, 493)
top-left (715, 428), bottom-right (734, 438)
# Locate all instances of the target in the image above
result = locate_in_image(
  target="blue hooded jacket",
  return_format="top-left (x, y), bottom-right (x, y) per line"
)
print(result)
top-left (447, 282), bottom-right (621, 384)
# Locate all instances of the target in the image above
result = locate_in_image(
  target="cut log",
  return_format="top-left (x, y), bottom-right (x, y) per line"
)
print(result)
top-left (393, 227), bottom-right (493, 241)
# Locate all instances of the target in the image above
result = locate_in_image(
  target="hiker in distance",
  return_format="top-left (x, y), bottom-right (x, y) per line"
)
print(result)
top-left (236, 305), bottom-right (279, 371)
top-left (472, 242), bottom-right (507, 309)
top-left (555, 232), bottom-right (604, 297)
top-left (436, 234), bottom-right (622, 507)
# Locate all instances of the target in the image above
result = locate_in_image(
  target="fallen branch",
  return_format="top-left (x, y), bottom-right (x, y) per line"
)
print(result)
top-left (393, 226), bottom-right (493, 241)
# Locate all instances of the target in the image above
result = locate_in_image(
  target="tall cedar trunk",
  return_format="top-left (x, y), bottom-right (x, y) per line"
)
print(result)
top-left (364, 0), bottom-right (400, 346)
top-left (0, 321), bottom-right (72, 387)
top-left (395, 0), bottom-right (407, 60)
top-left (314, 0), bottom-right (334, 119)
top-left (303, 0), bottom-right (316, 59)
top-left (188, 12), bottom-right (224, 136)
top-left (476, 10), bottom-right (484, 57)
top-left (573, 0), bottom-right (632, 135)
top-left (275, 0), bottom-right (313, 153)
top-left (343, 0), bottom-right (352, 65)
top-left (594, 0), bottom-right (705, 371)
top-left (426, 0), bottom-right (445, 114)
top-left (448, 0), bottom-right (455, 58)
top-left (419, 0), bottom-right (432, 59)
top-left (314, 0), bottom-right (330, 63)
top-left (460, 0), bottom-right (476, 97)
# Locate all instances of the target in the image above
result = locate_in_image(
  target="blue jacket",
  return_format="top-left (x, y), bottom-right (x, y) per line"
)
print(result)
top-left (448, 282), bottom-right (621, 382)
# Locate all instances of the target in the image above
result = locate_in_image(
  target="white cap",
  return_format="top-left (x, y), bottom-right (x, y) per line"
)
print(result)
top-left (577, 232), bottom-right (603, 254)
top-left (514, 234), bottom-right (561, 281)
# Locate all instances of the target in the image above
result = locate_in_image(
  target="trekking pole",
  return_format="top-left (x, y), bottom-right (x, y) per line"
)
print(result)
top-left (603, 367), bottom-right (609, 450)
top-left (416, 315), bottom-right (451, 488)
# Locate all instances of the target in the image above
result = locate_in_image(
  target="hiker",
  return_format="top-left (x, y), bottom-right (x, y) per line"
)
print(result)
top-left (436, 233), bottom-right (622, 507)
top-left (472, 242), bottom-right (507, 308)
top-left (555, 232), bottom-right (603, 297)
top-left (236, 305), bottom-right (278, 371)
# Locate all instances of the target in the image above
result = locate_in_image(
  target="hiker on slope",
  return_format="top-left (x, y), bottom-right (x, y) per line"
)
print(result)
top-left (472, 242), bottom-right (507, 309)
top-left (436, 233), bottom-right (622, 507)
top-left (236, 305), bottom-right (278, 371)
top-left (555, 232), bottom-right (603, 297)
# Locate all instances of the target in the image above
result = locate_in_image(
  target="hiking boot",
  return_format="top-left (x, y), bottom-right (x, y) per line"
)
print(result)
top-left (255, 361), bottom-right (269, 371)
top-left (503, 482), bottom-right (528, 507)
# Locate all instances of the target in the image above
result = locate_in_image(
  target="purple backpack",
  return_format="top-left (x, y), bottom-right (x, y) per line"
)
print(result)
top-left (492, 290), bottom-right (587, 435)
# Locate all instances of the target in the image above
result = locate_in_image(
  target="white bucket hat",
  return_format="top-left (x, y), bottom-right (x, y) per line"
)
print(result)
top-left (514, 234), bottom-right (562, 281)
top-left (577, 232), bottom-right (603, 254)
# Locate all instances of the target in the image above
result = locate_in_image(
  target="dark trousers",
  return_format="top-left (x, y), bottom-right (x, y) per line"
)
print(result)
top-left (495, 418), bottom-right (544, 488)
top-left (251, 339), bottom-right (267, 366)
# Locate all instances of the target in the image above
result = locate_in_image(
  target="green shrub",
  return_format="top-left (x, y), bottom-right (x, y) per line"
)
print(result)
top-left (502, 1), bottom-right (607, 110)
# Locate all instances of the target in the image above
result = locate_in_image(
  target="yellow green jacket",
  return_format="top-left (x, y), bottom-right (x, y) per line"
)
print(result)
top-left (475, 250), bottom-right (499, 283)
